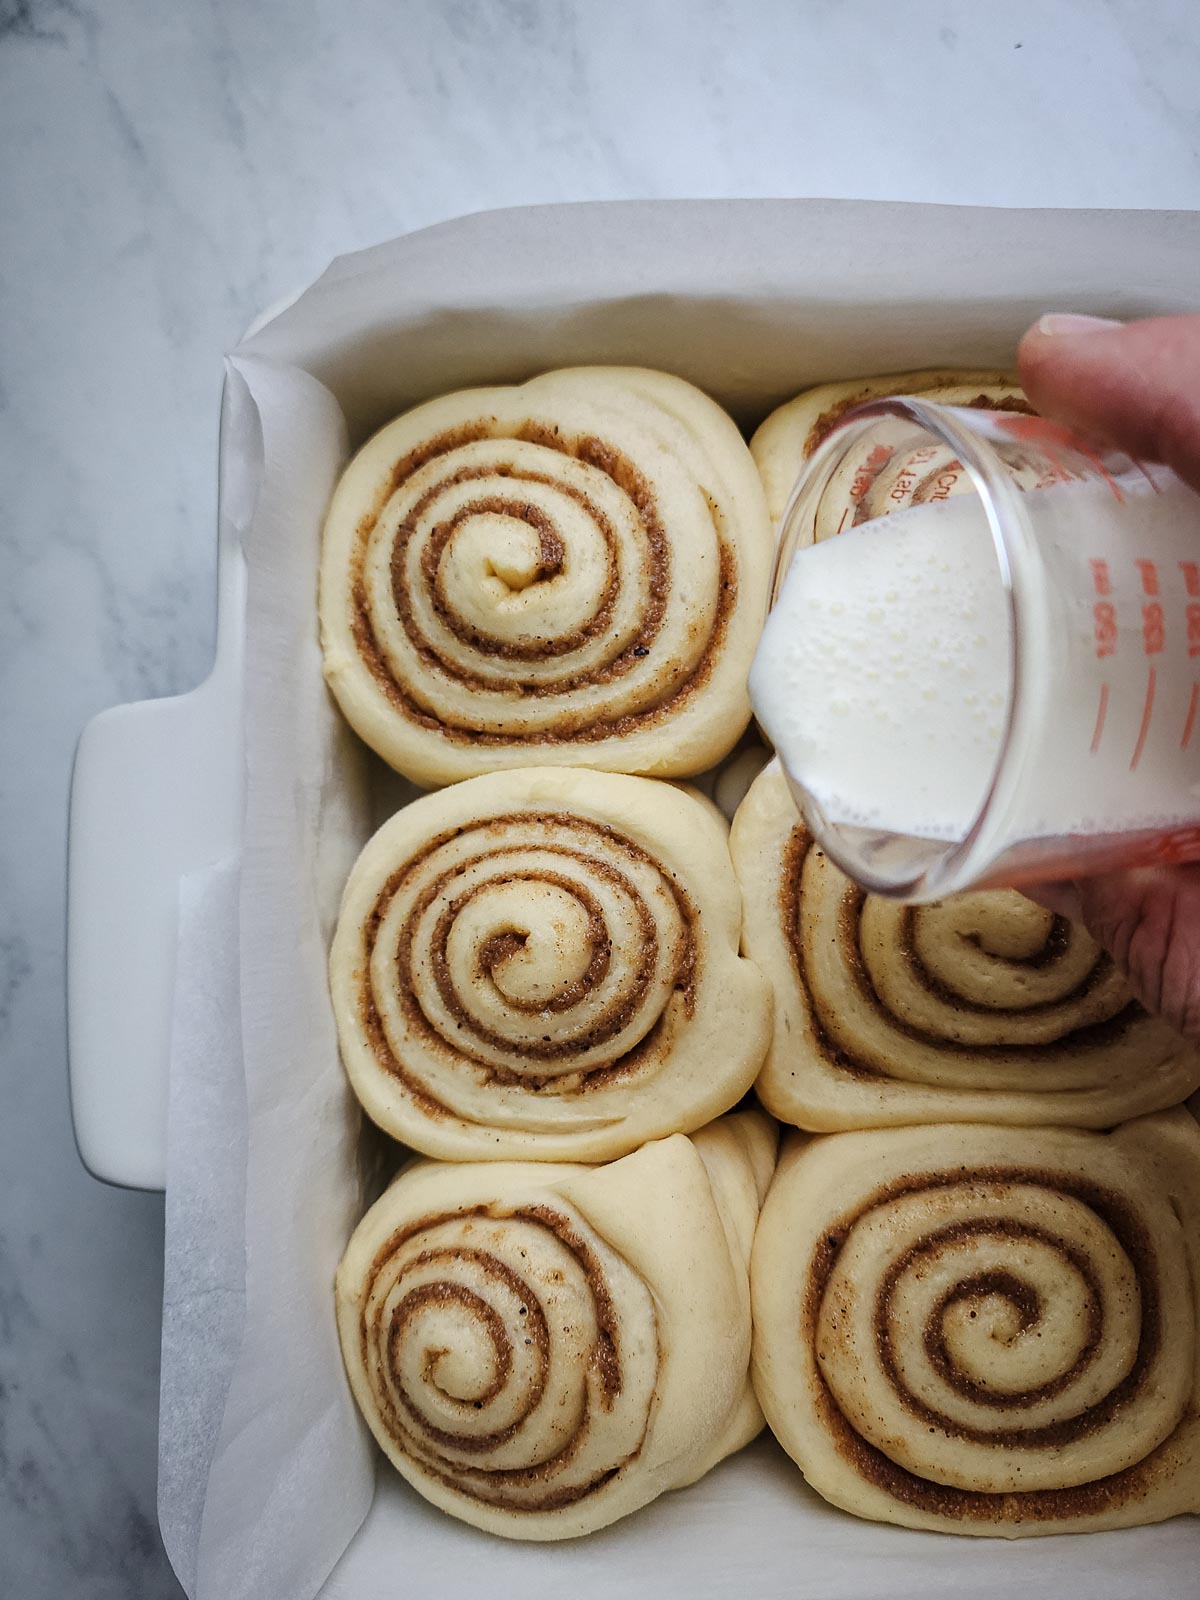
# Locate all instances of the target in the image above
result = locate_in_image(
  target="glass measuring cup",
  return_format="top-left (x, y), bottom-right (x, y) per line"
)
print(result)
top-left (755, 397), bottom-right (1200, 901)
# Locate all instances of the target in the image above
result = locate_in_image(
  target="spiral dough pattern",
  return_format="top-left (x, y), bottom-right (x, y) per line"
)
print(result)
top-left (729, 766), bottom-right (1200, 1128)
top-left (330, 768), bottom-right (771, 1161)
top-left (336, 1115), bottom-right (774, 1539)
top-left (751, 1115), bottom-right (1200, 1535)
top-left (348, 1203), bottom-right (655, 1515)
top-left (748, 366), bottom-right (1029, 534)
top-left (319, 367), bottom-right (772, 786)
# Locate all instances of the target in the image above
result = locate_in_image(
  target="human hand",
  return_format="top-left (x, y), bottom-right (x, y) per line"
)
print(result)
top-left (1015, 312), bottom-right (1200, 1042)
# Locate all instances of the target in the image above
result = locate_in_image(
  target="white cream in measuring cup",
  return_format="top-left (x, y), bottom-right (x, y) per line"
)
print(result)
top-left (751, 401), bottom-right (1200, 898)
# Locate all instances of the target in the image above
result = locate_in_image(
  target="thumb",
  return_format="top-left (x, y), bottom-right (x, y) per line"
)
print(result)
top-left (1017, 313), bottom-right (1200, 494)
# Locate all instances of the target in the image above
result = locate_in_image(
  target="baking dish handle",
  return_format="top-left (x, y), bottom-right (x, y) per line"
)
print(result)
top-left (67, 580), bottom-right (245, 1190)
top-left (67, 658), bottom-right (242, 1189)
top-left (67, 367), bottom-right (255, 1191)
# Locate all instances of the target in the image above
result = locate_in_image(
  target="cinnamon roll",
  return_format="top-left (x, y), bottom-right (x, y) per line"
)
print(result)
top-left (330, 767), bottom-right (772, 1160)
top-left (750, 367), bottom-right (1027, 534)
top-left (729, 765), bottom-right (1200, 1129)
top-left (335, 1109), bottom-right (776, 1539)
top-left (319, 367), bottom-right (772, 786)
top-left (751, 1112), bottom-right (1200, 1535)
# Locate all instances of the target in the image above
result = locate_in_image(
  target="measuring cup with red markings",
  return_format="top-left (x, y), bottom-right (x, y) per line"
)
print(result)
top-left (750, 397), bottom-right (1200, 902)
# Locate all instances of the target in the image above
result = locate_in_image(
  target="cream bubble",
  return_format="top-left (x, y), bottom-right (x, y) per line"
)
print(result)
top-left (753, 469), bottom-right (1200, 848)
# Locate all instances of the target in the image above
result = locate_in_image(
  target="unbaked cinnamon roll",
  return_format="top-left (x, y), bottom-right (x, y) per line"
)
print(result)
top-left (751, 1112), bottom-right (1200, 1535)
top-left (319, 367), bottom-right (772, 786)
top-left (330, 767), bottom-right (772, 1160)
top-left (750, 367), bottom-right (1028, 534)
top-left (335, 1109), bottom-right (776, 1539)
top-left (730, 765), bottom-right (1200, 1129)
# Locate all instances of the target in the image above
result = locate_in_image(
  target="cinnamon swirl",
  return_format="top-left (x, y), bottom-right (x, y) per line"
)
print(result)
top-left (751, 1112), bottom-right (1200, 1535)
top-left (330, 767), bottom-right (772, 1159)
top-left (730, 765), bottom-right (1200, 1129)
top-left (750, 366), bottom-right (1027, 533)
top-left (336, 1109), bottom-right (775, 1538)
top-left (319, 368), bottom-right (772, 785)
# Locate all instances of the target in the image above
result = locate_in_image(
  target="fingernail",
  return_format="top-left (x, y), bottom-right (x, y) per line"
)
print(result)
top-left (1034, 313), bottom-right (1124, 337)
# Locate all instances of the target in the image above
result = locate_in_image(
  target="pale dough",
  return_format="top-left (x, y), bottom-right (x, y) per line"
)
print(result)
top-left (330, 766), bottom-right (772, 1160)
top-left (750, 366), bottom-right (1024, 531)
top-left (730, 764), bottom-right (1200, 1129)
top-left (751, 1111), bottom-right (1200, 1535)
top-left (319, 366), bottom-right (773, 786)
top-left (335, 1109), bottom-right (776, 1539)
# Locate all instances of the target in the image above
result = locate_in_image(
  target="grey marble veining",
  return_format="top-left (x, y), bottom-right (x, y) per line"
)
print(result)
top-left (0, 0), bottom-right (1197, 1595)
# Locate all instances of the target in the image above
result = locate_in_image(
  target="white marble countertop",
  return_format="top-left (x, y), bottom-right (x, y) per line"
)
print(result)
top-left (1, 1), bottom-right (1197, 1594)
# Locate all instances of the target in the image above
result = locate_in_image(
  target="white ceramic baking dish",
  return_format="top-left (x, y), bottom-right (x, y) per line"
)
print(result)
top-left (64, 201), bottom-right (1200, 1600)
top-left (66, 198), bottom-right (1200, 1191)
